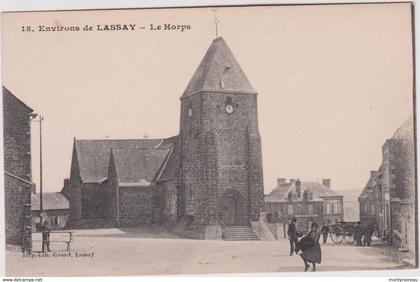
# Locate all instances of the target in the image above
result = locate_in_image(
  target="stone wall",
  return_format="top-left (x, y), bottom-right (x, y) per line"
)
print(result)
top-left (383, 138), bottom-right (416, 257)
top-left (178, 92), bottom-right (264, 227)
top-left (4, 174), bottom-right (32, 244)
top-left (3, 88), bottom-right (32, 180)
top-left (3, 87), bottom-right (33, 245)
top-left (81, 182), bottom-right (110, 219)
top-left (117, 187), bottom-right (161, 227)
top-left (160, 180), bottom-right (177, 226)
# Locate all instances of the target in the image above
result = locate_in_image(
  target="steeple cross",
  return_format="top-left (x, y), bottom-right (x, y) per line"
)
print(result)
top-left (212, 8), bottom-right (220, 38)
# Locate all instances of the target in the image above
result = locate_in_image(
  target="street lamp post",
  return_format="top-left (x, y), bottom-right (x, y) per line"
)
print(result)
top-left (30, 113), bottom-right (44, 226)
top-left (39, 115), bottom-right (43, 223)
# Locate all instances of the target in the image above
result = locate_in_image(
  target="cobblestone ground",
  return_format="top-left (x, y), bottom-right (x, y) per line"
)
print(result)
top-left (6, 227), bottom-right (409, 276)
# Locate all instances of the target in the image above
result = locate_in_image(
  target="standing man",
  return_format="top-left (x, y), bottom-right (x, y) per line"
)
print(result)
top-left (321, 222), bottom-right (329, 244)
top-left (287, 217), bottom-right (299, 256)
top-left (354, 221), bottom-right (364, 246)
top-left (41, 220), bottom-right (51, 252)
top-left (363, 224), bottom-right (373, 246)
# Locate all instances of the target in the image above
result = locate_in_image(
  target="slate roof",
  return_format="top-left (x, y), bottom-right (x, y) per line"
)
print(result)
top-left (3, 86), bottom-right (33, 112)
top-left (31, 192), bottom-right (69, 211)
top-left (74, 136), bottom-right (179, 184)
top-left (75, 139), bottom-right (166, 183)
top-left (158, 136), bottom-right (180, 182)
top-left (391, 115), bottom-right (414, 140)
top-left (265, 181), bottom-right (342, 202)
top-left (111, 148), bottom-right (170, 187)
top-left (359, 168), bottom-right (381, 199)
top-left (265, 182), bottom-right (293, 202)
top-left (182, 37), bottom-right (256, 98)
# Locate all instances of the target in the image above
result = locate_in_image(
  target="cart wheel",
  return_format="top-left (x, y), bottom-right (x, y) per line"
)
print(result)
top-left (344, 231), bottom-right (355, 244)
top-left (330, 226), bottom-right (344, 243)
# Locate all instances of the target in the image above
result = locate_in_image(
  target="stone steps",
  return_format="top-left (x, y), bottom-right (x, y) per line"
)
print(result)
top-left (223, 225), bottom-right (259, 241)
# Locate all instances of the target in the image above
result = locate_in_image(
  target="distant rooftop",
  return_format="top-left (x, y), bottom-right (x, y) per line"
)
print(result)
top-left (265, 178), bottom-right (342, 202)
top-left (31, 192), bottom-right (69, 211)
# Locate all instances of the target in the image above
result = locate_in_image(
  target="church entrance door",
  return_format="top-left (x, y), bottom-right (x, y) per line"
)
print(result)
top-left (221, 195), bottom-right (237, 226)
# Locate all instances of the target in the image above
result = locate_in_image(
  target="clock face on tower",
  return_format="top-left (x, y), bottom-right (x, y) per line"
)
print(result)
top-left (225, 104), bottom-right (234, 114)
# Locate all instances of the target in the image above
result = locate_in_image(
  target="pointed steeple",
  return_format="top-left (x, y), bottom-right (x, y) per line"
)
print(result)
top-left (182, 37), bottom-right (256, 98)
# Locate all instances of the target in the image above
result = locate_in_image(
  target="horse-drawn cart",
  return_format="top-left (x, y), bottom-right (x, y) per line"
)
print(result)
top-left (329, 221), bottom-right (358, 244)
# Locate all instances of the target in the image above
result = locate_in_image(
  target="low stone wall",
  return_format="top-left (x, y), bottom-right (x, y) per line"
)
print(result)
top-left (267, 223), bottom-right (285, 240)
top-left (251, 213), bottom-right (275, 241)
top-left (204, 225), bottom-right (222, 240)
top-left (171, 217), bottom-right (206, 239)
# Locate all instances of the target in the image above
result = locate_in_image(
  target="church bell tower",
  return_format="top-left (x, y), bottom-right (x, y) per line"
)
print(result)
top-left (178, 37), bottom-right (264, 234)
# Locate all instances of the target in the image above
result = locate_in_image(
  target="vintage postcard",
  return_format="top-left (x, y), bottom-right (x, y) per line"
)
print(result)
top-left (1, 3), bottom-right (417, 276)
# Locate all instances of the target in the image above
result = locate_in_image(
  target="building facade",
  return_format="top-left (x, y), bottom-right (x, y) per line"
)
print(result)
top-left (265, 178), bottom-right (344, 233)
top-left (358, 117), bottom-right (416, 261)
top-left (66, 37), bottom-right (266, 239)
top-left (32, 192), bottom-right (69, 230)
top-left (3, 86), bottom-right (35, 245)
top-left (66, 138), bottom-right (172, 228)
top-left (359, 170), bottom-right (382, 226)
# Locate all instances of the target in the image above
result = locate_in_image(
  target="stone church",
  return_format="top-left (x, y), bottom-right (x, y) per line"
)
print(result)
top-left (65, 37), bottom-right (271, 240)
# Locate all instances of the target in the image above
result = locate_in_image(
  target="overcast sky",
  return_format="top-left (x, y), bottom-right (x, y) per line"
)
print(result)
top-left (2, 3), bottom-right (414, 194)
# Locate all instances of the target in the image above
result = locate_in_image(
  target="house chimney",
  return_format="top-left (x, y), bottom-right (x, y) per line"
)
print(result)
top-left (64, 178), bottom-right (70, 188)
top-left (287, 191), bottom-right (293, 202)
top-left (277, 178), bottom-right (286, 186)
top-left (322, 178), bottom-right (331, 188)
top-left (295, 179), bottom-right (301, 198)
top-left (303, 189), bottom-right (308, 201)
top-left (308, 191), bottom-right (313, 201)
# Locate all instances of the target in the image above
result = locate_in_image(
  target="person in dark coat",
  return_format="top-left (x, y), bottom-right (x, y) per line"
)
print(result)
top-left (287, 217), bottom-right (299, 256)
top-left (320, 222), bottom-right (329, 244)
top-left (298, 222), bottom-right (322, 272)
top-left (363, 224), bottom-right (373, 246)
top-left (41, 220), bottom-right (51, 252)
top-left (354, 222), bottom-right (364, 246)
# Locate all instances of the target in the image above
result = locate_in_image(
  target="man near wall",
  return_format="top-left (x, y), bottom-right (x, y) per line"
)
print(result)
top-left (287, 217), bottom-right (299, 256)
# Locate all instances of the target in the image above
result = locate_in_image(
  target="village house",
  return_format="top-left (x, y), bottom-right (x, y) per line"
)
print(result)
top-left (265, 178), bottom-right (344, 234)
top-left (3, 86), bottom-right (35, 245)
top-left (358, 117), bottom-right (416, 258)
top-left (65, 37), bottom-right (270, 240)
top-left (359, 169), bottom-right (382, 226)
top-left (31, 192), bottom-right (69, 230)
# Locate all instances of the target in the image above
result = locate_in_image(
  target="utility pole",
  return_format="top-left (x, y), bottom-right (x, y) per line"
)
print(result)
top-left (39, 115), bottom-right (44, 224)
top-left (30, 113), bottom-right (44, 226)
